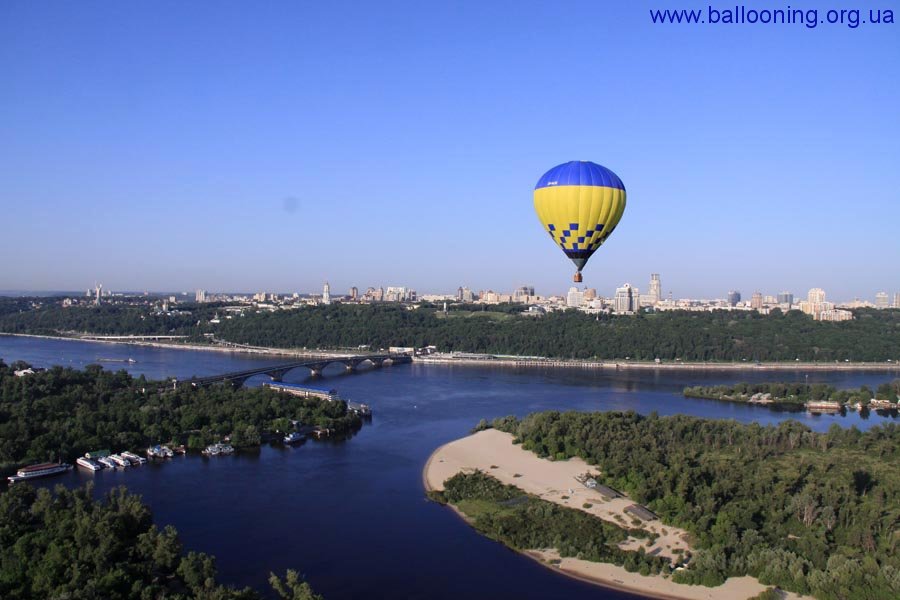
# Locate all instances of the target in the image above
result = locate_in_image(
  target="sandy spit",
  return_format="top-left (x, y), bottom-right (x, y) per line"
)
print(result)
top-left (424, 429), bottom-right (813, 600)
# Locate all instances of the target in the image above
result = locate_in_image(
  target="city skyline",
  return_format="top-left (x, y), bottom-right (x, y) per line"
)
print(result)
top-left (1, 2), bottom-right (898, 297)
top-left (20, 274), bottom-right (897, 309)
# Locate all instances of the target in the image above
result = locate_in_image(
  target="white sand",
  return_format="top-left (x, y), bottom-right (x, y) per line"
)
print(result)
top-left (425, 429), bottom-right (812, 600)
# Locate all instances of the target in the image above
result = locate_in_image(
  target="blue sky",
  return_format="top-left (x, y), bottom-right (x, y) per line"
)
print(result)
top-left (1, 1), bottom-right (897, 300)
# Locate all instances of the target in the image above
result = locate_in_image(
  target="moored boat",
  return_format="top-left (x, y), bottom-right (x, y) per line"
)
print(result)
top-left (146, 445), bottom-right (174, 458)
top-left (7, 462), bottom-right (73, 483)
top-left (283, 431), bottom-right (305, 444)
top-left (120, 451), bottom-right (147, 465)
top-left (202, 443), bottom-right (235, 456)
top-left (76, 457), bottom-right (103, 471)
top-left (97, 456), bottom-right (117, 468)
top-left (108, 454), bottom-right (130, 467)
top-left (806, 400), bottom-right (842, 413)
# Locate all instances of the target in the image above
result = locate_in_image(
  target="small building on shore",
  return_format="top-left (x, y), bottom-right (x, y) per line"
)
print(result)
top-left (624, 504), bottom-right (658, 522)
top-left (265, 382), bottom-right (338, 400)
top-left (593, 483), bottom-right (622, 500)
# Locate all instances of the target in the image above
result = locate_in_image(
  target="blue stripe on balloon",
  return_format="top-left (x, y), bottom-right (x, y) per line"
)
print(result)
top-left (534, 161), bottom-right (625, 191)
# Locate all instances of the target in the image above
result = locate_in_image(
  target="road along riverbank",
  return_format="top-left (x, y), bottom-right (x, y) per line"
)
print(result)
top-left (5, 333), bottom-right (900, 372)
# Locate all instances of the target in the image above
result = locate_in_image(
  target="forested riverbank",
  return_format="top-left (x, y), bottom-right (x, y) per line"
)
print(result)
top-left (0, 359), bottom-right (361, 472)
top-left (480, 411), bottom-right (900, 600)
top-left (0, 483), bottom-right (321, 599)
top-left (2, 299), bottom-right (900, 362)
top-left (684, 381), bottom-right (900, 407)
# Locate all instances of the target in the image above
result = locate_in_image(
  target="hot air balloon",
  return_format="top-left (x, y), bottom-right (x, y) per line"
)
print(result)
top-left (533, 161), bottom-right (626, 283)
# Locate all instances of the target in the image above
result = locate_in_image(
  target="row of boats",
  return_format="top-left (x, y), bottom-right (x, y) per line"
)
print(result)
top-left (75, 450), bottom-right (148, 471)
top-left (7, 447), bottom-right (172, 483)
top-left (9, 433), bottom-right (329, 483)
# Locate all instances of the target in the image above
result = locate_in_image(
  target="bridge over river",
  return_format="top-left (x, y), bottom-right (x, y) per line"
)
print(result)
top-left (179, 353), bottom-right (412, 388)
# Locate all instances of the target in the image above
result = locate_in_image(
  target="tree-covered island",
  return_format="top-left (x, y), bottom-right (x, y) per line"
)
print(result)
top-left (436, 412), bottom-right (900, 600)
top-left (0, 359), bottom-right (362, 473)
top-left (684, 380), bottom-right (900, 408)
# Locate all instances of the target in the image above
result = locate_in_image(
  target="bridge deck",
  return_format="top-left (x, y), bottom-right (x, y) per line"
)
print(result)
top-left (181, 353), bottom-right (411, 387)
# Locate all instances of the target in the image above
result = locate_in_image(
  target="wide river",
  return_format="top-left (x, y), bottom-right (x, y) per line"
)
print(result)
top-left (2, 335), bottom-right (898, 600)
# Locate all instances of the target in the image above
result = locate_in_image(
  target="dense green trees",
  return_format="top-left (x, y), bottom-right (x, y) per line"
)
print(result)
top-left (0, 483), bottom-right (320, 599)
top-left (485, 411), bottom-right (900, 599)
top-left (430, 471), bottom-right (669, 575)
top-left (4, 298), bottom-right (899, 362)
top-left (0, 360), bottom-right (361, 471)
top-left (684, 380), bottom-right (900, 406)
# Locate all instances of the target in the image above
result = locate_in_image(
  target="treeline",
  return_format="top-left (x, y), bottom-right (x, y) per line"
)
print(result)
top-left (684, 381), bottom-right (900, 406)
top-left (429, 471), bottom-right (670, 576)
top-left (0, 360), bottom-right (361, 471)
top-left (0, 299), bottom-right (216, 337)
top-left (0, 483), bottom-right (321, 599)
top-left (4, 299), bottom-right (899, 361)
top-left (484, 411), bottom-right (900, 599)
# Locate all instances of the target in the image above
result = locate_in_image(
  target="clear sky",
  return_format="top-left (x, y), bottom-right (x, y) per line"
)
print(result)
top-left (1, 1), bottom-right (897, 301)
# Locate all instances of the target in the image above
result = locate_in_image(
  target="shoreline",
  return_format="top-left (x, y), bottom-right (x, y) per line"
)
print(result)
top-left (417, 355), bottom-right (900, 372)
top-left (3, 332), bottom-right (899, 372)
top-left (423, 430), bottom-right (810, 600)
top-left (423, 441), bottom-right (674, 600)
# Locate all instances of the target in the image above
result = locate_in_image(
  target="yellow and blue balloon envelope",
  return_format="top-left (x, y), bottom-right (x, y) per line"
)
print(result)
top-left (533, 160), bottom-right (626, 282)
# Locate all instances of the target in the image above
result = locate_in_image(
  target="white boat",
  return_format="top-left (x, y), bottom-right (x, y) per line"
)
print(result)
top-left (7, 462), bottom-right (72, 483)
top-left (202, 444), bottom-right (221, 456)
top-left (283, 432), bottom-right (305, 444)
top-left (76, 457), bottom-right (102, 471)
top-left (120, 451), bottom-right (147, 465)
top-left (108, 454), bottom-right (130, 467)
top-left (202, 443), bottom-right (235, 456)
top-left (146, 445), bottom-right (174, 458)
top-left (97, 456), bottom-right (117, 469)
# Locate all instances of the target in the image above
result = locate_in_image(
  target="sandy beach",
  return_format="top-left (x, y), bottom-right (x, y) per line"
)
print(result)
top-left (424, 429), bottom-right (812, 600)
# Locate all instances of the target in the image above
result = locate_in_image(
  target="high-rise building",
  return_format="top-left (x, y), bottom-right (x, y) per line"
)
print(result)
top-left (195, 289), bottom-right (207, 303)
top-left (456, 287), bottom-right (464, 302)
top-left (894, 293), bottom-right (900, 309)
top-left (875, 291), bottom-right (889, 309)
top-left (808, 288), bottom-right (826, 304)
top-left (727, 290), bottom-right (741, 306)
top-left (95, 284), bottom-right (102, 306)
top-left (461, 287), bottom-right (474, 303)
top-left (615, 283), bottom-right (636, 313)
top-left (800, 288), bottom-right (837, 320)
top-left (350, 287), bottom-right (358, 300)
top-left (566, 287), bottom-right (584, 308)
top-left (322, 282), bottom-right (331, 305)
top-left (385, 286), bottom-right (407, 302)
top-left (648, 274), bottom-right (661, 305)
top-left (777, 292), bottom-right (794, 306)
top-left (513, 285), bottom-right (535, 302)
top-left (583, 288), bottom-right (597, 301)
top-left (750, 292), bottom-right (763, 310)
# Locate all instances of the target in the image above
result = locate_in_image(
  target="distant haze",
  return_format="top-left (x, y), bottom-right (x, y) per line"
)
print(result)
top-left (1, 2), bottom-right (897, 301)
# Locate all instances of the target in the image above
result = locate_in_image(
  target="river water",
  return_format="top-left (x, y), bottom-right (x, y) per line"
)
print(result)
top-left (2, 335), bottom-right (897, 600)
